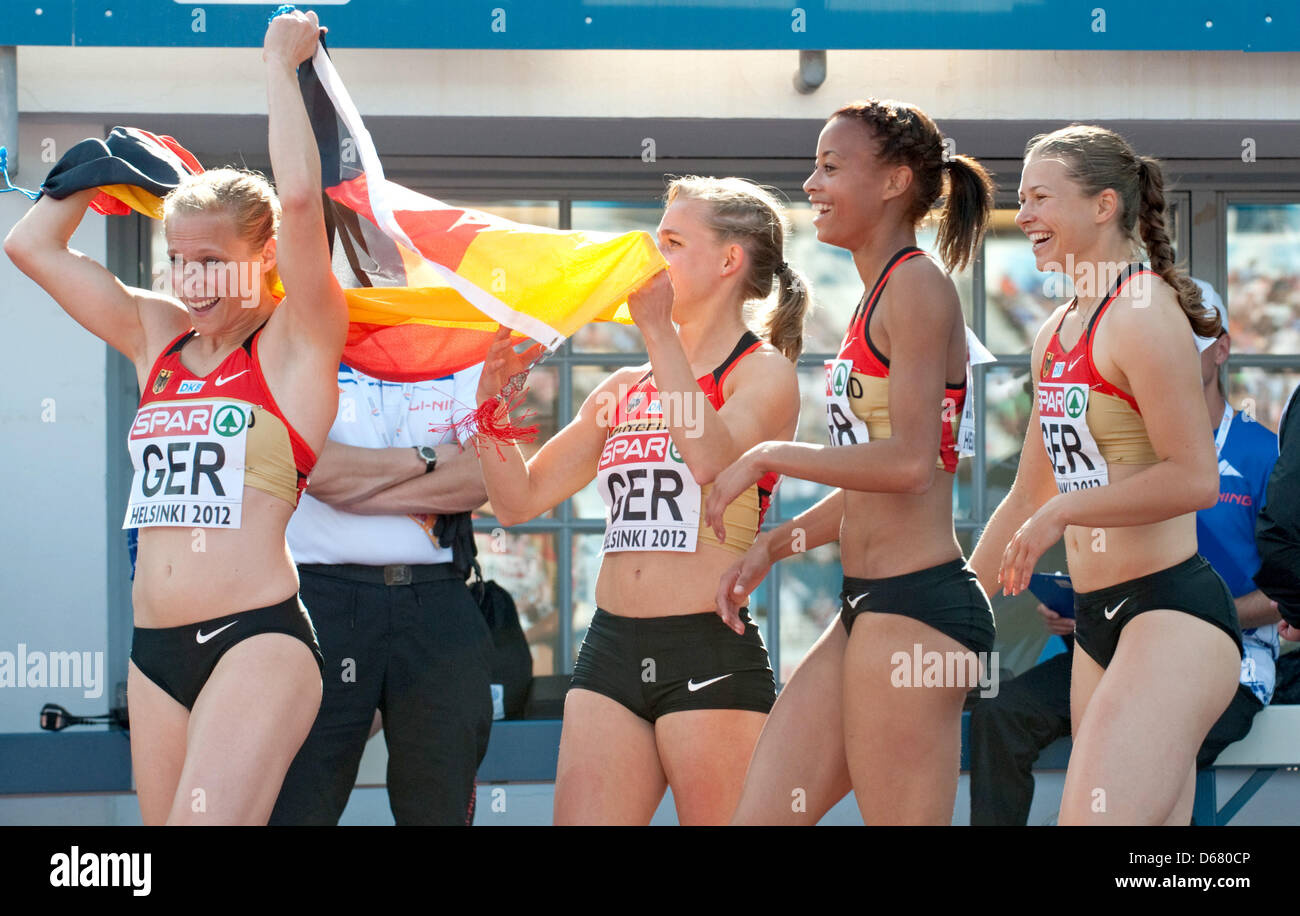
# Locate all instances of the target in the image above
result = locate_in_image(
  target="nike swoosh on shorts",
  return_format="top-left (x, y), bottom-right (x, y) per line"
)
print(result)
top-left (687, 674), bottom-right (733, 692)
top-left (195, 620), bottom-right (239, 644)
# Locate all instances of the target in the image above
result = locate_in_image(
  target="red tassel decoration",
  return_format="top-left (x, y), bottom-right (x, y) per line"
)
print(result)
top-left (430, 387), bottom-right (538, 460)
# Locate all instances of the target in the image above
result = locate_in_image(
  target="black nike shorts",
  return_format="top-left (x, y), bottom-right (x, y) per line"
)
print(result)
top-left (840, 557), bottom-right (996, 656)
top-left (569, 607), bottom-right (776, 722)
top-left (130, 594), bottom-right (325, 710)
top-left (1073, 554), bottom-right (1243, 669)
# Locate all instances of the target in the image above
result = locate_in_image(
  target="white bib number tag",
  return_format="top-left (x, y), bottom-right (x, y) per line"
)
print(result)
top-left (957, 328), bottom-right (996, 458)
top-left (825, 358), bottom-right (870, 446)
top-left (1038, 382), bottom-right (1109, 491)
top-left (596, 427), bottom-right (701, 553)
top-left (124, 401), bottom-right (248, 529)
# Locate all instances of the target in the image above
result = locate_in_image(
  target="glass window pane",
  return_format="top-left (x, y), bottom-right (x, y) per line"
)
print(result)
top-left (571, 534), bottom-right (602, 663)
top-left (570, 363), bottom-right (641, 519)
top-left (474, 530), bottom-right (560, 676)
top-left (775, 540), bottom-right (841, 682)
top-left (1226, 203), bottom-right (1300, 355)
top-left (441, 198), bottom-right (560, 229)
top-left (1227, 367), bottom-right (1300, 433)
top-left (570, 201), bottom-right (663, 353)
top-left (983, 364), bottom-right (1035, 507)
top-left (983, 209), bottom-right (1065, 355)
top-left (476, 365), bottom-right (560, 521)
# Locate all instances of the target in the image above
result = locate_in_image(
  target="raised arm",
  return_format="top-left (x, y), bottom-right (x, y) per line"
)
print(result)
top-left (258, 10), bottom-right (348, 360)
top-left (4, 188), bottom-right (186, 369)
top-left (632, 270), bottom-right (801, 483)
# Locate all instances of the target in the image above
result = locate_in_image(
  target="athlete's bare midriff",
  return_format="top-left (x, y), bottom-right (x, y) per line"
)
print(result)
top-left (131, 487), bottom-right (301, 628)
top-left (1060, 460), bottom-right (1198, 593)
top-left (596, 544), bottom-right (747, 618)
top-left (840, 471), bottom-right (963, 580)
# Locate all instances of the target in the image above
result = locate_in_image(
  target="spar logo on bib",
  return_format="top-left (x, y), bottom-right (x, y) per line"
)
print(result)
top-left (668, 440), bottom-right (685, 463)
top-left (1064, 385), bottom-right (1087, 420)
top-left (830, 361), bottom-right (849, 398)
top-left (213, 405), bottom-right (247, 437)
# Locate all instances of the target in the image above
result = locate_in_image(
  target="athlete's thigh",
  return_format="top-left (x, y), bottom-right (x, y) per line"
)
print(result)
top-left (1062, 611), bottom-right (1239, 825)
top-left (168, 633), bottom-right (322, 825)
top-left (654, 708), bottom-right (767, 826)
top-left (1162, 763), bottom-right (1198, 826)
top-left (731, 616), bottom-right (851, 825)
top-left (843, 612), bottom-right (970, 825)
top-left (1068, 644), bottom-right (1105, 740)
top-left (553, 688), bottom-right (666, 826)
top-left (126, 660), bottom-right (189, 826)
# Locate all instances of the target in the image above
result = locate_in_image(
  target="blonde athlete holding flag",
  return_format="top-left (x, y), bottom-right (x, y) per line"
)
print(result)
top-left (5, 10), bottom-right (346, 824)
top-left (474, 177), bottom-right (808, 825)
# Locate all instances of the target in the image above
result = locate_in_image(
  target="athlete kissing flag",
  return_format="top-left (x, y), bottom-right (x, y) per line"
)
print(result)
top-left (298, 43), bottom-right (664, 383)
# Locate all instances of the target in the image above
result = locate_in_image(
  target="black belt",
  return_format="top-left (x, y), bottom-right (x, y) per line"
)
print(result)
top-left (298, 562), bottom-right (463, 586)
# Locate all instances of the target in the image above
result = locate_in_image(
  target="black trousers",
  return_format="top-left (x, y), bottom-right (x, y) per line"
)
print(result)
top-left (269, 564), bottom-right (494, 826)
top-left (969, 642), bottom-right (1264, 826)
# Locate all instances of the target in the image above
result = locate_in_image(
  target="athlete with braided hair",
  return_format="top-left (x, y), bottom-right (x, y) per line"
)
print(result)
top-left (704, 100), bottom-right (995, 824)
top-left (969, 125), bottom-right (1240, 824)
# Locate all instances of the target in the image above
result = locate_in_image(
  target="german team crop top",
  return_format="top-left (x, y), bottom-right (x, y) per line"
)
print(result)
top-left (825, 247), bottom-right (969, 473)
top-left (595, 331), bottom-right (779, 557)
top-left (122, 323), bottom-right (317, 530)
top-left (1037, 263), bottom-right (1159, 492)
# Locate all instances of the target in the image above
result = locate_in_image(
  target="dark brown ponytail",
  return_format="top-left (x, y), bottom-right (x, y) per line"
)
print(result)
top-left (831, 99), bottom-right (994, 272)
top-left (939, 155), bottom-right (995, 272)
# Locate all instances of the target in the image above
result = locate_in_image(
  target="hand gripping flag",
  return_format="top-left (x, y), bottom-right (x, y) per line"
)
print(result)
top-left (298, 44), bottom-right (664, 387)
top-left (39, 127), bottom-right (204, 219)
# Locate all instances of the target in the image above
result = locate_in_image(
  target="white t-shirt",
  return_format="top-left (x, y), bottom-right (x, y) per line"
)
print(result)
top-left (287, 363), bottom-right (484, 566)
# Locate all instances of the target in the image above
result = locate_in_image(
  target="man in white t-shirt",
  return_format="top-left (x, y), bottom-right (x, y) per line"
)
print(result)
top-left (269, 362), bottom-right (492, 825)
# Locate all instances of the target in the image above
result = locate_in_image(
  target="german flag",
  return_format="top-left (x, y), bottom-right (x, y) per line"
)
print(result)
top-left (300, 44), bottom-right (662, 382)
top-left (39, 49), bottom-right (664, 384)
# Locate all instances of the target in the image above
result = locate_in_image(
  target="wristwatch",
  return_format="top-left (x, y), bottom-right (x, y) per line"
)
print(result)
top-left (414, 445), bottom-right (438, 474)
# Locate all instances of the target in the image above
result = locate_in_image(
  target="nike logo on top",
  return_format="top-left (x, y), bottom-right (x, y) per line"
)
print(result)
top-left (1103, 597), bottom-right (1130, 621)
top-left (845, 592), bottom-right (869, 609)
top-left (1067, 355), bottom-right (1086, 372)
top-left (195, 620), bottom-right (238, 644)
top-left (214, 369), bottom-right (250, 387)
top-left (686, 674), bottom-right (733, 692)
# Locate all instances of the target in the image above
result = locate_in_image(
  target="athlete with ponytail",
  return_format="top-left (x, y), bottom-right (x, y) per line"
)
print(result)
top-left (3, 11), bottom-right (346, 824)
top-left (704, 100), bottom-right (995, 825)
top-left (969, 125), bottom-right (1240, 824)
top-left (475, 177), bottom-right (809, 824)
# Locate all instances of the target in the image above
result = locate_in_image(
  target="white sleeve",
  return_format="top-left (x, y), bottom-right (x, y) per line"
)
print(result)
top-left (452, 363), bottom-right (487, 446)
